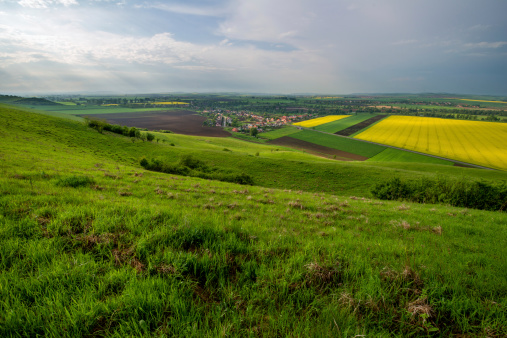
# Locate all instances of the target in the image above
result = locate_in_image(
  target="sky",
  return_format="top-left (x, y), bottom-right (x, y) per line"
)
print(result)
top-left (0, 0), bottom-right (506, 95)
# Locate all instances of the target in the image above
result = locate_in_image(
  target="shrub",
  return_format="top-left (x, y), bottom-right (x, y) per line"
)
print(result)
top-left (55, 176), bottom-right (94, 188)
top-left (139, 155), bottom-right (254, 185)
top-left (371, 177), bottom-right (507, 211)
top-left (179, 155), bottom-right (207, 171)
top-left (128, 127), bottom-right (137, 138)
top-left (85, 118), bottom-right (107, 133)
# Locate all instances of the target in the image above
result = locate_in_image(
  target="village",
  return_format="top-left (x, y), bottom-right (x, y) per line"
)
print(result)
top-left (201, 109), bottom-right (310, 133)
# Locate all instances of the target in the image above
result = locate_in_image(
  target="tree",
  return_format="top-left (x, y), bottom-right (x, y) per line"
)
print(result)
top-left (250, 127), bottom-right (258, 137)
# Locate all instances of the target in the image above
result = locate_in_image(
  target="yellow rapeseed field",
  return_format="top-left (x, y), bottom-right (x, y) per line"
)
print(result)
top-left (293, 115), bottom-right (350, 128)
top-left (354, 116), bottom-right (507, 170)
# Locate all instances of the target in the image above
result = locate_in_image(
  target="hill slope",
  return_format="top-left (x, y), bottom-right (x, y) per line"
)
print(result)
top-left (0, 104), bottom-right (506, 336)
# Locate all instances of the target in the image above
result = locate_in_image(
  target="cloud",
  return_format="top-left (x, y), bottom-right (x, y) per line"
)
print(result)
top-left (17, 0), bottom-right (78, 8)
top-left (463, 41), bottom-right (507, 49)
top-left (466, 24), bottom-right (491, 32)
top-left (2, 0), bottom-right (507, 94)
top-left (138, 2), bottom-right (226, 17)
top-left (391, 39), bottom-right (418, 46)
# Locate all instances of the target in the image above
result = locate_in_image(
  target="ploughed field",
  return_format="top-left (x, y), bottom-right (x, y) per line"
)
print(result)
top-left (355, 116), bottom-right (507, 170)
top-left (83, 110), bottom-right (231, 137)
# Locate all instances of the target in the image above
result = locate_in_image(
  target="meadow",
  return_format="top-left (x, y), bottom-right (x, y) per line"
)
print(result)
top-left (355, 116), bottom-right (507, 170)
top-left (1, 104), bottom-right (506, 337)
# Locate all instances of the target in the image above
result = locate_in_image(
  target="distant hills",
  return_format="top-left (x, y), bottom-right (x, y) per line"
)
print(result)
top-left (0, 95), bottom-right (60, 105)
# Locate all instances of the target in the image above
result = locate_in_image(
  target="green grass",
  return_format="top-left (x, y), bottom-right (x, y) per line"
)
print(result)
top-left (314, 114), bottom-right (378, 133)
top-left (260, 126), bottom-right (302, 140)
top-left (290, 130), bottom-right (387, 158)
top-left (1, 103), bottom-right (506, 336)
top-left (367, 148), bottom-right (453, 166)
top-left (55, 101), bottom-right (78, 105)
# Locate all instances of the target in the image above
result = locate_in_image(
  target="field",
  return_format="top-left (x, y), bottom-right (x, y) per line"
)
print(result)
top-left (268, 136), bottom-right (369, 161)
top-left (313, 114), bottom-right (378, 133)
top-left (458, 99), bottom-right (507, 104)
top-left (153, 102), bottom-right (189, 105)
top-left (88, 110), bottom-right (231, 137)
top-left (1, 103), bottom-right (506, 337)
top-left (259, 126), bottom-right (301, 140)
top-left (336, 115), bottom-right (387, 136)
top-left (367, 148), bottom-right (454, 166)
top-left (293, 115), bottom-right (350, 128)
top-left (291, 130), bottom-right (387, 158)
top-left (355, 116), bottom-right (507, 170)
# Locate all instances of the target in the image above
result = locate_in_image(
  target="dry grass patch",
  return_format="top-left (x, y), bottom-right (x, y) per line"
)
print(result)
top-left (397, 204), bottom-right (411, 211)
top-left (406, 297), bottom-right (432, 320)
top-left (288, 200), bottom-right (305, 209)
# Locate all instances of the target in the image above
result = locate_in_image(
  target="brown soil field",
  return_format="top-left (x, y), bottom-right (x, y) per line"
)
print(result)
top-left (268, 136), bottom-right (368, 161)
top-left (83, 110), bottom-right (231, 137)
top-left (335, 115), bottom-right (387, 136)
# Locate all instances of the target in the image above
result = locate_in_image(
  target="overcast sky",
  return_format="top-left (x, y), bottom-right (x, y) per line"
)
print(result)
top-left (1, 0), bottom-right (506, 95)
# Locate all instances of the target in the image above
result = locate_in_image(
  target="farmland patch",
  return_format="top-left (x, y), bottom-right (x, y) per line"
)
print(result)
top-left (355, 116), bottom-right (507, 170)
top-left (268, 136), bottom-right (368, 161)
top-left (291, 130), bottom-right (386, 158)
top-left (86, 110), bottom-right (231, 137)
top-left (368, 148), bottom-right (453, 165)
top-left (293, 115), bottom-right (350, 128)
top-left (314, 114), bottom-right (378, 133)
top-left (335, 115), bottom-right (387, 136)
top-left (260, 127), bottom-right (302, 140)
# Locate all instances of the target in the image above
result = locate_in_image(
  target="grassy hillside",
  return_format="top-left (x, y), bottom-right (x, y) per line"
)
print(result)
top-left (1, 104), bottom-right (506, 336)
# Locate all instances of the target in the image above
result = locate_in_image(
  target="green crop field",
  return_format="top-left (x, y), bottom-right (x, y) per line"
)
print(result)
top-left (259, 126), bottom-right (302, 140)
top-left (367, 148), bottom-right (454, 165)
top-left (1, 103), bottom-right (506, 337)
top-left (314, 114), bottom-right (378, 133)
top-left (290, 130), bottom-right (387, 158)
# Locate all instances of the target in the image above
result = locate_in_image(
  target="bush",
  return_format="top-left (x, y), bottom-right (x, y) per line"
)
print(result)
top-left (55, 176), bottom-right (94, 188)
top-left (371, 177), bottom-right (507, 211)
top-left (179, 155), bottom-right (207, 170)
top-left (85, 118), bottom-right (107, 133)
top-left (140, 155), bottom-right (254, 185)
top-left (128, 127), bottom-right (137, 138)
